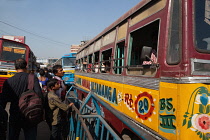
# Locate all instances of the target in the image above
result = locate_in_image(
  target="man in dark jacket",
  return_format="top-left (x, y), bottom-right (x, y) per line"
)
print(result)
top-left (0, 58), bottom-right (43, 140)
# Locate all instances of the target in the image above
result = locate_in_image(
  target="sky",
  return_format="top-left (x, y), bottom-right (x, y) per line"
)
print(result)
top-left (0, 0), bottom-right (141, 59)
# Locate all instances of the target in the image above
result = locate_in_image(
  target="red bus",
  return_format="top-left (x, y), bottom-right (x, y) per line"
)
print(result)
top-left (74, 0), bottom-right (210, 139)
top-left (0, 38), bottom-right (37, 93)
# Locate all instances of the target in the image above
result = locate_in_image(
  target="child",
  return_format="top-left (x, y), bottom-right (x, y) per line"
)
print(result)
top-left (47, 79), bottom-right (73, 140)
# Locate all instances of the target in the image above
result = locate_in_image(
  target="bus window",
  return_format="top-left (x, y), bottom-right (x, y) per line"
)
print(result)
top-left (101, 49), bottom-right (112, 73)
top-left (63, 57), bottom-right (75, 67)
top-left (1, 41), bottom-right (26, 61)
top-left (114, 41), bottom-right (125, 74)
top-left (167, 0), bottom-right (181, 64)
top-left (195, 0), bottom-right (210, 52)
top-left (127, 20), bottom-right (159, 76)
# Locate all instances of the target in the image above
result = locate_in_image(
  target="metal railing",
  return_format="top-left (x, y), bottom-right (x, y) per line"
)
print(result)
top-left (66, 86), bottom-right (121, 140)
top-left (66, 85), bottom-right (166, 140)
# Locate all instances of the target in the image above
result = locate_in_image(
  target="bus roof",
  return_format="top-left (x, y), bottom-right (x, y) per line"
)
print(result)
top-left (62, 53), bottom-right (76, 58)
top-left (77, 0), bottom-right (152, 53)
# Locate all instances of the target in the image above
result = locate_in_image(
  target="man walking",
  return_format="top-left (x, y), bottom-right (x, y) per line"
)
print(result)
top-left (0, 58), bottom-right (43, 140)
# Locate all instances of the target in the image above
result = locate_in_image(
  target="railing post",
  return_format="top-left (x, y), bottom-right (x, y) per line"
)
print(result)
top-left (94, 117), bottom-right (100, 138)
top-left (80, 92), bottom-right (92, 114)
top-left (75, 115), bottom-right (81, 140)
top-left (92, 97), bottom-right (101, 115)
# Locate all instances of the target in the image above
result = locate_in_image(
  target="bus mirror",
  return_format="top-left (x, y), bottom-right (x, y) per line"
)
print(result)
top-left (141, 46), bottom-right (152, 61)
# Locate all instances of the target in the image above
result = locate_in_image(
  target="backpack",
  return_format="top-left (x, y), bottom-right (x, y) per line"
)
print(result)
top-left (19, 74), bottom-right (43, 125)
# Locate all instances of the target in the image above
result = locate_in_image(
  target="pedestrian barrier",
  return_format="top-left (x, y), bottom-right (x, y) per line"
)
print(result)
top-left (66, 86), bottom-right (121, 140)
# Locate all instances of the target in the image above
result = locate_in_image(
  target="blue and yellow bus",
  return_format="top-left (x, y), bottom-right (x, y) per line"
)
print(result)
top-left (61, 53), bottom-right (76, 87)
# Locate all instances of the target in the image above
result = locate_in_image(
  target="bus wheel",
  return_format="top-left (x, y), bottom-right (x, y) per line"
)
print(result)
top-left (121, 130), bottom-right (140, 140)
top-left (122, 134), bottom-right (132, 140)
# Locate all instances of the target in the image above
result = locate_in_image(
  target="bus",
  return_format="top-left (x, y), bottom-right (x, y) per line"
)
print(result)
top-left (74, 0), bottom-right (210, 139)
top-left (0, 38), bottom-right (37, 93)
top-left (61, 53), bottom-right (76, 87)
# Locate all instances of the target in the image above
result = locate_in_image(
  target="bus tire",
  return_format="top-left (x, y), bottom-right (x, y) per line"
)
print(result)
top-left (121, 130), bottom-right (140, 140)
top-left (122, 134), bottom-right (132, 140)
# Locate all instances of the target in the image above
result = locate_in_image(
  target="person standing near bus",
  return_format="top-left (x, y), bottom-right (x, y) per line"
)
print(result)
top-left (44, 67), bottom-right (53, 80)
top-left (52, 64), bottom-right (69, 139)
top-left (47, 78), bottom-right (73, 140)
top-left (52, 65), bottom-right (66, 102)
top-left (0, 58), bottom-right (43, 140)
top-left (38, 69), bottom-right (48, 86)
top-left (48, 69), bottom-right (54, 77)
top-left (38, 69), bottom-right (49, 96)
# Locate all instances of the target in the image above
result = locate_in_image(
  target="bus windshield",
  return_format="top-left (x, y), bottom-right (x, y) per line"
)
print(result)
top-left (1, 41), bottom-right (26, 61)
top-left (63, 57), bottom-right (75, 67)
top-left (195, 0), bottom-right (210, 52)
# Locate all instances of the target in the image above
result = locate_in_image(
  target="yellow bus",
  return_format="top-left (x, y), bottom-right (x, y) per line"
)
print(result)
top-left (74, 0), bottom-right (210, 139)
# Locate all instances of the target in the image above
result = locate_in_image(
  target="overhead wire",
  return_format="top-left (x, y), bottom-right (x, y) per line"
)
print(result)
top-left (0, 20), bottom-right (70, 46)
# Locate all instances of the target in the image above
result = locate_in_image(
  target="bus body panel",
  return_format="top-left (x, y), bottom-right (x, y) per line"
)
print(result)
top-left (179, 83), bottom-right (210, 140)
top-left (159, 82), bottom-right (178, 139)
top-left (76, 75), bottom-right (210, 139)
top-left (75, 74), bottom-right (159, 134)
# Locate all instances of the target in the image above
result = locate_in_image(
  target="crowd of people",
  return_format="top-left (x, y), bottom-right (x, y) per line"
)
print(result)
top-left (0, 58), bottom-right (73, 140)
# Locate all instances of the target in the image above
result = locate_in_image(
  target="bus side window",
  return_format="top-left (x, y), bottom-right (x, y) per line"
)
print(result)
top-left (114, 41), bottom-right (125, 74)
top-left (127, 20), bottom-right (159, 76)
top-left (101, 49), bottom-right (112, 73)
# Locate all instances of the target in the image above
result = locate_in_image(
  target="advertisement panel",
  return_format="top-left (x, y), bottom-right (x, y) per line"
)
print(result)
top-left (2, 36), bottom-right (25, 43)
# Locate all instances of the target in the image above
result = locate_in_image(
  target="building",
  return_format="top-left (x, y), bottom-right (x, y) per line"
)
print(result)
top-left (70, 45), bottom-right (81, 53)
top-left (70, 41), bottom-right (88, 53)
